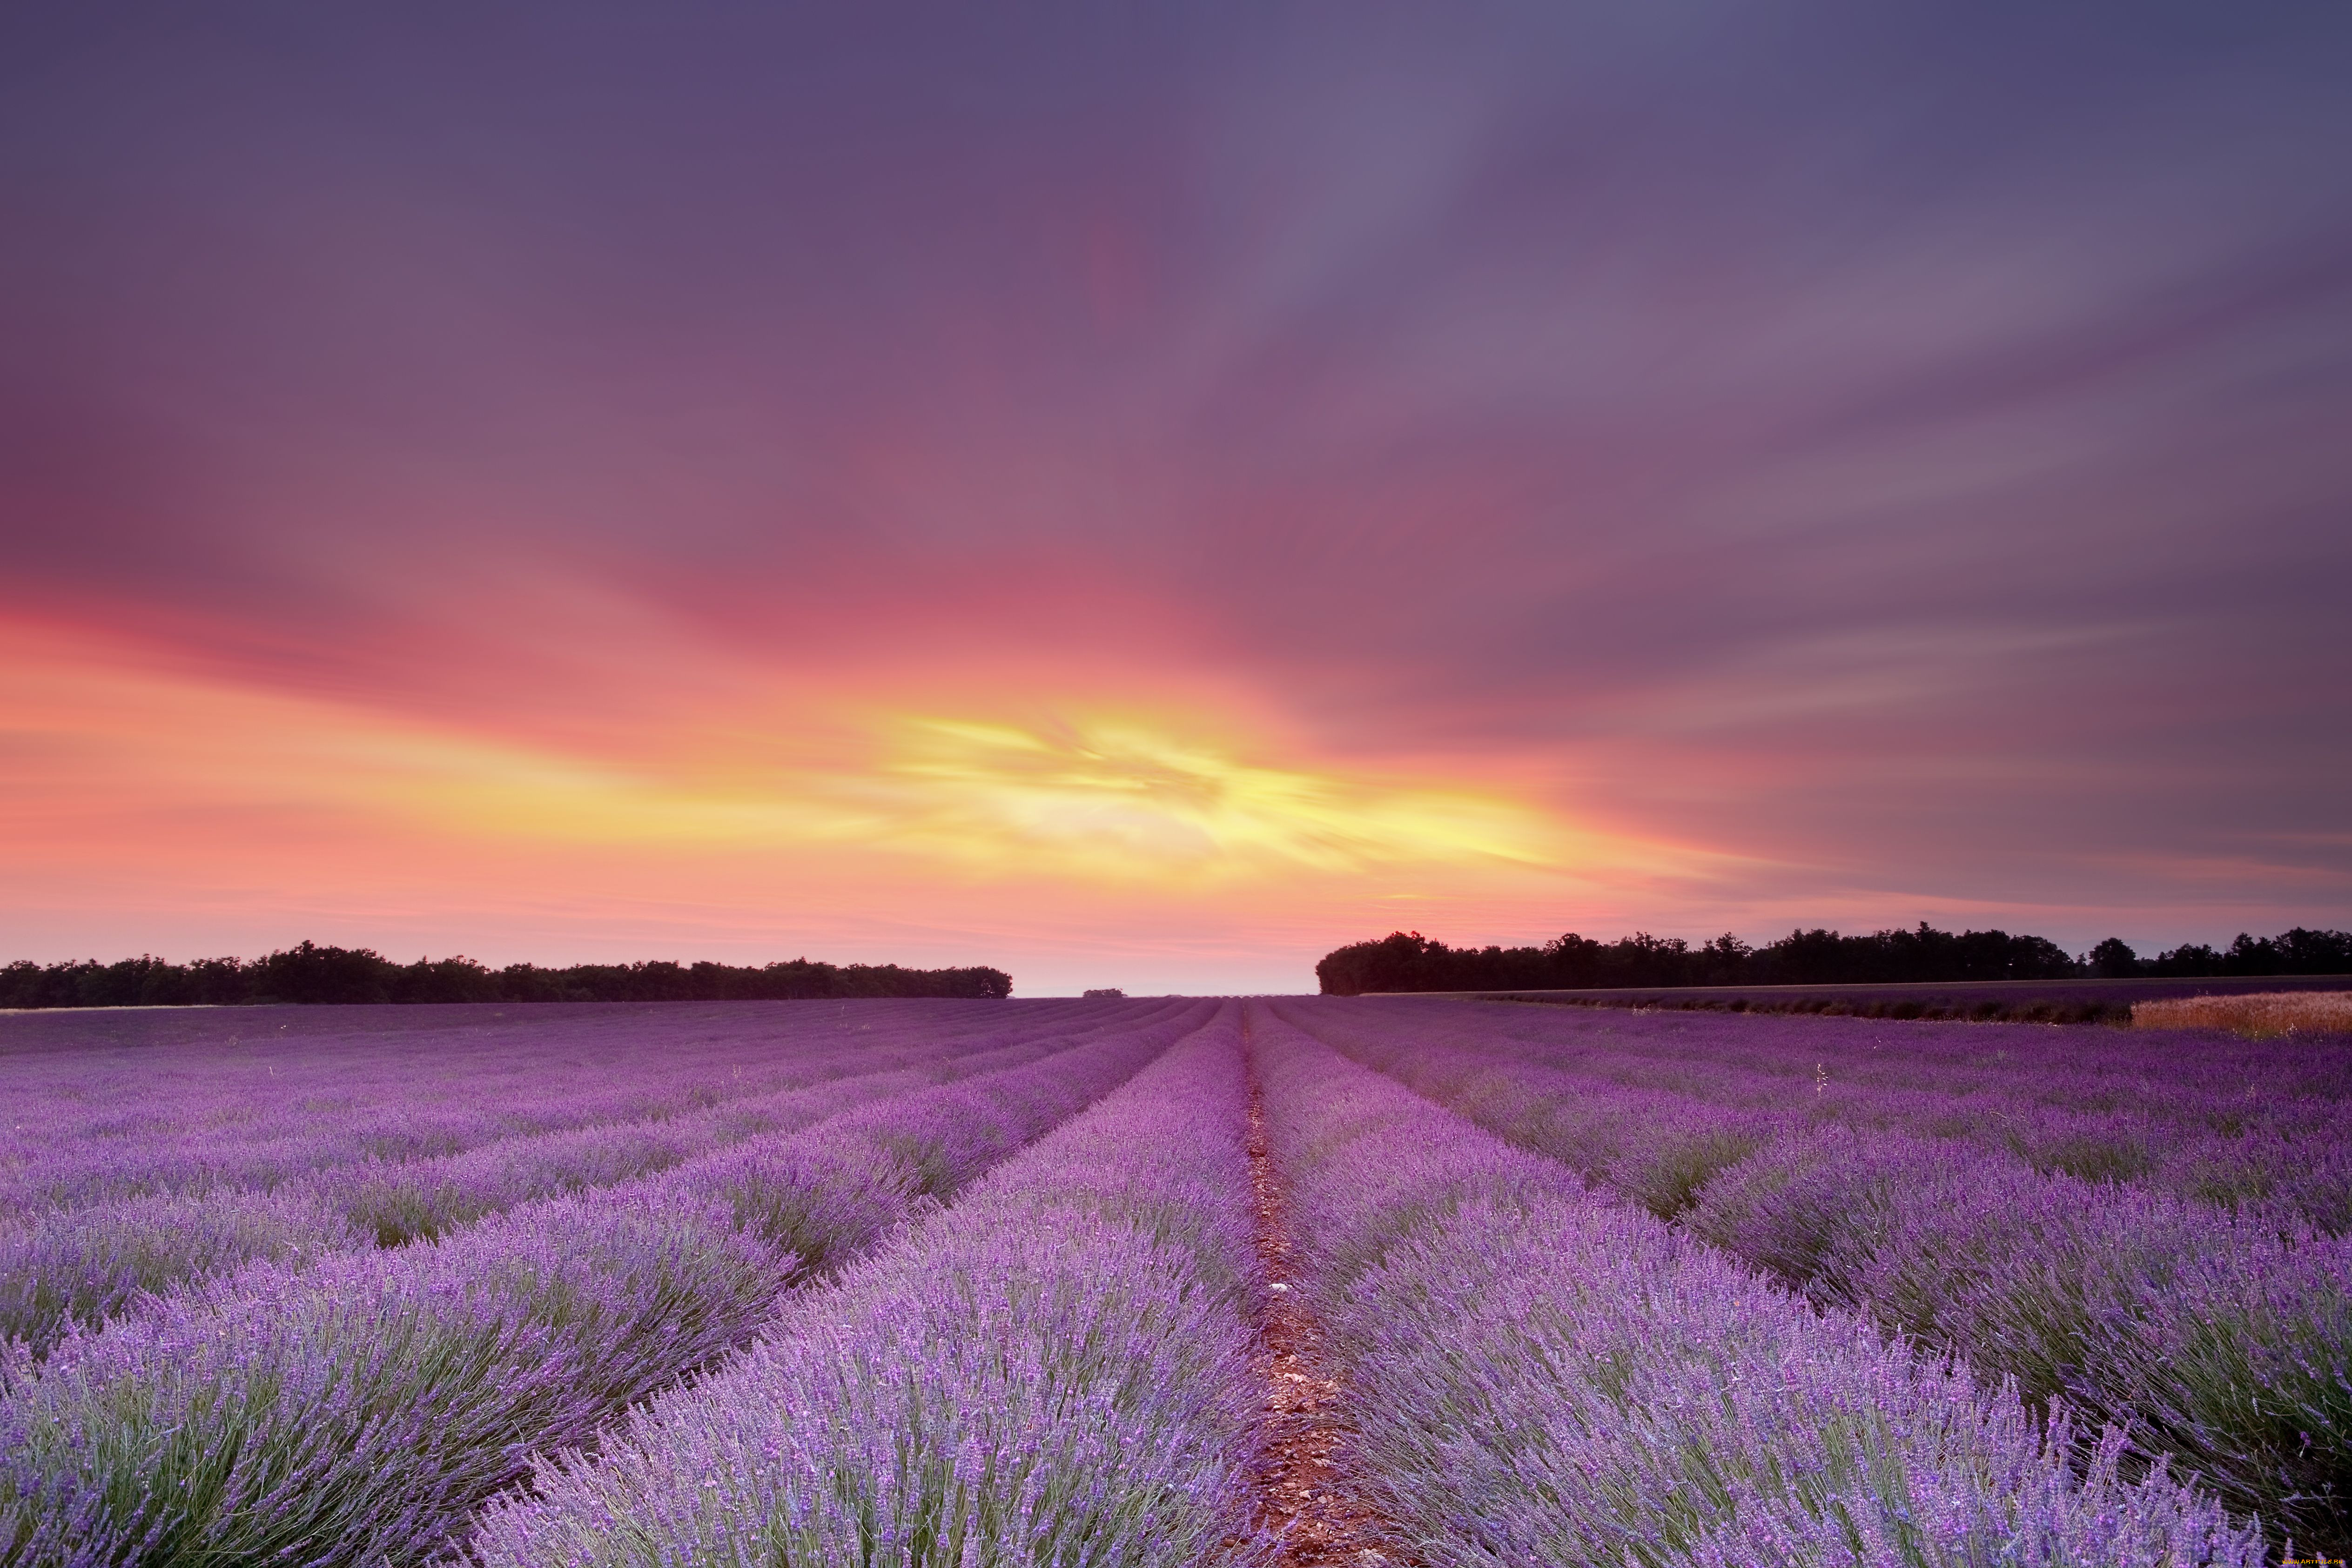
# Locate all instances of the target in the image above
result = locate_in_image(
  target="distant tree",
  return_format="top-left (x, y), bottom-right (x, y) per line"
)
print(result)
top-left (1757, 929), bottom-right (1848, 986)
top-left (2148, 942), bottom-right (2223, 978)
top-left (0, 959), bottom-right (66, 1009)
top-left (2224, 932), bottom-right (2280, 976)
top-left (1318, 919), bottom-right (2150, 994)
top-left (2003, 933), bottom-right (2081, 981)
top-left (1082, 987), bottom-right (1126, 998)
top-left (1616, 933), bottom-right (1694, 987)
top-left (251, 941), bottom-right (396, 1005)
top-left (2277, 927), bottom-right (2352, 972)
top-left (393, 956), bottom-right (498, 1004)
top-left (1543, 934), bottom-right (1607, 988)
top-left (186, 958), bottom-right (251, 1005)
top-left (0, 945), bottom-right (1017, 1009)
top-left (2087, 938), bottom-right (2142, 978)
top-left (959, 967), bottom-right (1015, 1000)
top-left (1317, 931), bottom-right (1436, 996)
top-left (1695, 933), bottom-right (1753, 985)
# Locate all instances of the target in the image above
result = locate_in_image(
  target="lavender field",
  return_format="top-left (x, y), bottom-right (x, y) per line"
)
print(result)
top-left (0, 996), bottom-right (2341, 1565)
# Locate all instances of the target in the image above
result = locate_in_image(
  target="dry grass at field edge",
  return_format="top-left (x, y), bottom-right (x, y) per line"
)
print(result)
top-left (2133, 990), bottom-right (2352, 1039)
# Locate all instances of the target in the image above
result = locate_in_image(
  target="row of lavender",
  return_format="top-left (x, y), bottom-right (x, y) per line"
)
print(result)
top-left (1, 1025), bottom-right (1053, 1357)
top-left (1331, 998), bottom-right (2352, 1226)
top-left (0, 1001), bottom-right (1183, 1355)
top-left (0, 1001), bottom-right (1205, 1563)
top-left (1429, 987), bottom-right (2352, 1117)
top-left (0, 998), bottom-right (1147, 1209)
top-left (0, 1002), bottom-right (941, 1190)
top-left (461, 1007), bottom-right (1267, 1566)
top-left (1284, 996), bottom-right (2352, 1553)
top-left (1249, 1010), bottom-right (2261, 1565)
top-left (3, 996), bottom-right (2294, 1564)
top-left (442, 1008), bottom-right (2267, 1566)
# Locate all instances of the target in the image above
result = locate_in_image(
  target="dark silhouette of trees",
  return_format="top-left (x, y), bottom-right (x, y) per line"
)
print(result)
top-left (0, 943), bottom-right (1013, 1009)
top-left (2080, 928), bottom-right (2352, 980)
top-left (2088, 938), bottom-right (2141, 978)
top-left (251, 940), bottom-right (396, 1005)
top-left (2276, 927), bottom-right (2352, 972)
top-left (1316, 923), bottom-right (2352, 995)
top-left (2133, 927), bottom-right (2352, 978)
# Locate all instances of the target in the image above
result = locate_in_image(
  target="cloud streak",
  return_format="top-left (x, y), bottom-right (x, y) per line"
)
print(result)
top-left (1, 3), bottom-right (2347, 989)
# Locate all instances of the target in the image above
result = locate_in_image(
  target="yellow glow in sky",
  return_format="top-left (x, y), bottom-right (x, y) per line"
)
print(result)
top-left (849, 715), bottom-right (1560, 882)
top-left (0, 614), bottom-right (1778, 989)
top-left (0, 617), bottom-right (1576, 894)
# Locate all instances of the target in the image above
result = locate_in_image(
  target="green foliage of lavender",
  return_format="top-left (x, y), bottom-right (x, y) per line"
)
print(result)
top-left (316, 1025), bottom-right (1090, 1246)
top-left (0, 1002), bottom-right (1194, 1361)
top-left (0, 1190), bottom-right (363, 1360)
top-left (1304, 993), bottom-right (2352, 1229)
top-left (1284, 997), bottom-right (2352, 1554)
top-left (0, 1009), bottom-right (1189, 1566)
top-left (0, 999), bottom-right (1066, 1215)
top-left (3, 992), bottom-right (2325, 1565)
top-left (461, 1013), bottom-right (1263, 1568)
top-left (1251, 1013), bottom-right (2265, 1567)
top-left (0, 1191), bottom-right (789, 1568)
top-left (1691, 1131), bottom-right (2352, 1548)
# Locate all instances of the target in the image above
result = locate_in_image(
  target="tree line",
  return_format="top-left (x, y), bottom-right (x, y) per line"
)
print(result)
top-left (1316, 924), bottom-right (2352, 996)
top-left (0, 941), bottom-right (1014, 1010)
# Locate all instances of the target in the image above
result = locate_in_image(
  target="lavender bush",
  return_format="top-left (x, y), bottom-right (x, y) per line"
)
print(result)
top-left (1282, 998), bottom-right (2352, 1551)
top-left (0, 1190), bottom-right (786, 1568)
top-left (1249, 1010), bottom-right (2266, 1567)
top-left (0, 1038), bottom-right (1034, 1365)
top-left (1305, 995), bottom-right (2352, 1226)
top-left (3, 1019), bottom-right (902, 1221)
top-left (0, 998), bottom-right (1140, 1214)
top-left (311, 1025), bottom-right (1089, 1244)
top-left (647, 1005), bottom-right (1197, 1270)
top-left (4, 989), bottom-right (2321, 1565)
top-left (1689, 1126), bottom-right (2352, 1545)
top-left (0, 1189), bottom-right (364, 1360)
top-left (0, 1005), bottom-right (1193, 1360)
top-left (461, 1010), bottom-right (1263, 1568)
top-left (0, 1010), bottom-right (1182, 1567)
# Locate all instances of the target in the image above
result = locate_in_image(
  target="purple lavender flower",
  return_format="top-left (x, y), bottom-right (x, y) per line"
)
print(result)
top-left (1251, 1006), bottom-right (2266, 1567)
top-left (461, 1011), bottom-right (1264, 1568)
top-left (0, 1002), bottom-right (1195, 1566)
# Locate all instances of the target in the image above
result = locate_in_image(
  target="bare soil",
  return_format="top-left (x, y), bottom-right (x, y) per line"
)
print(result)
top-left (1232, 1034), bottom-right (1417, 1568)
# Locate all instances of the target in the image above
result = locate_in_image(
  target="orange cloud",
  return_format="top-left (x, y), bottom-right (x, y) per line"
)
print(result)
top-left (1, 618), bottom-right (1579, 876)
top-left (3, 611), bottom-right (1724, 985)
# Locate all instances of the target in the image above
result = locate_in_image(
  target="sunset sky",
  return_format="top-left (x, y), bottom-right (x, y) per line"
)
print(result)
top-left (5, 4), bottom-right (2349, 994)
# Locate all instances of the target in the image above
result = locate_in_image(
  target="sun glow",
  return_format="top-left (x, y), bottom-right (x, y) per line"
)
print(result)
top-left (0, 613), bottom-right (1754, 991)
top-left (848, 715), bottom-right (1560, 882)
top-left (0, 618), bottom-right (1574, 897)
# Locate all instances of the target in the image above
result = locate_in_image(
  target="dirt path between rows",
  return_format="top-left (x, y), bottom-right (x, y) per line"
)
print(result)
top-left (1234, 1023), bottom-right (1417, 1568)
